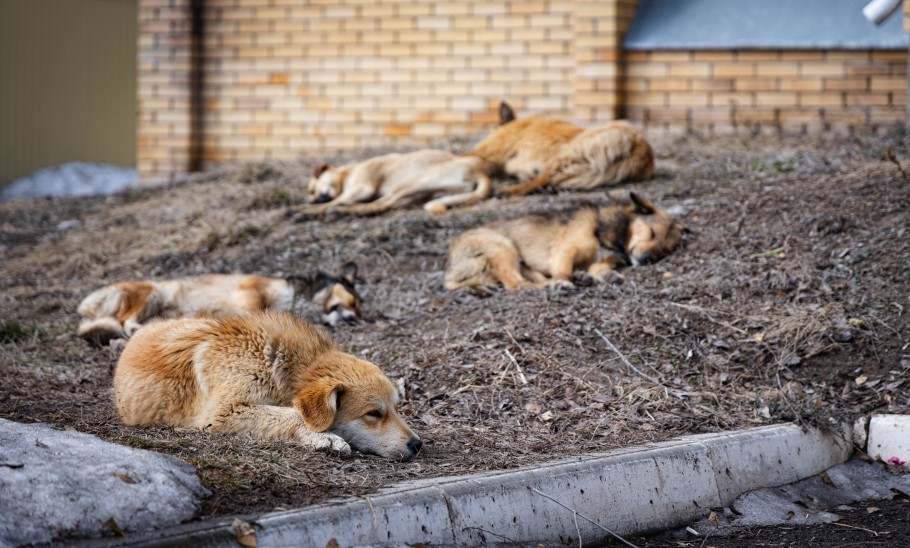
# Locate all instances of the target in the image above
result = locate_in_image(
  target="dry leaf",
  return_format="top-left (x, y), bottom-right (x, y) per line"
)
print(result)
top-left (866, 506), bottom-right (880, 514)
top-left (326, 539), bottom-right (340, 548)
top-left (855, 375), bottom-right (868, 386)
top-left (233, 518), bottom-right (257, 548)
top-left (539, 411), bottom-right (554, 422)
top-left (111, 472), bottom-right (137, 484)
top-left (820, 471), bottom-right (838, 488)
top-left (104, 517), bottom-right (124, 538)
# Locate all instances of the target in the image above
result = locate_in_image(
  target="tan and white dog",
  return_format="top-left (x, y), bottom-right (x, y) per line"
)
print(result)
top-left (77, 263), bottom-right (362, 347)
top-left (444, 192), bottom-right (682, 290)
top-left (466, 102), bottom-right (655, 196)
top-left (297, 149), bottom-right (492, 217)
top-left (114, 312), bottom-right (422, 460)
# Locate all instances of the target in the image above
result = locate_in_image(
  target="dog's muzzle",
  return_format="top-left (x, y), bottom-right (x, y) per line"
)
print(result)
top-left (631, 252), bottom-right (653, 266)
top-left (313, 193), bottom-right (334, 204)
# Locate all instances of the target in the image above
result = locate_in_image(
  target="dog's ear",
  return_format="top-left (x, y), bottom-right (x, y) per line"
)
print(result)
top-left (629, 192), bottom-right (656, 215)
top-left (499, 101), bottom-right (516, 125)
top-left (339, 262), bottom-right (358, 285)
top-left (294, 379), bottom-right (343, 432)
top-left (312, 163), bottom-right (330, 178)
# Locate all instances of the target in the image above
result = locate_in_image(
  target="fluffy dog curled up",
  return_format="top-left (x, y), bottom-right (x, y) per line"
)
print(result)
top-left (114, 312), bottom-right (421, 460)
top-left (444, 192), bottom-right (682, 290)
top-left (466, 102), bottom-right (654, 197)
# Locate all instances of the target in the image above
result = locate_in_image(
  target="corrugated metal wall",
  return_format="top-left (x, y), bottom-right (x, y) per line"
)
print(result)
top-left (0, 0), bottom-right (137, 188)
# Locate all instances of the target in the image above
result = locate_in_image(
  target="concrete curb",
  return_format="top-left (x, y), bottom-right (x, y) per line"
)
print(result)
top-left (111, 423), bottom-right (853, 547)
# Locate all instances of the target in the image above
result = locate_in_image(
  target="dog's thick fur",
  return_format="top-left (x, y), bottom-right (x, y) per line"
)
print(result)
top-left (466, 102), bottom-right (654, 196)
top-left (299, 149), bottom-right (492, 216)
top-left (77, 264), bottom-right (362, 347)
top-left (444, 192), bottom-right (682, 290)
top-left (114, 312), bottom-right (421, 460)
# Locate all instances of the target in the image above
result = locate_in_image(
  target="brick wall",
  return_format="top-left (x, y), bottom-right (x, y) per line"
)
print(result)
top-left (199, 0), bottom-right (582, 166)
top-left (138, 0), bottom-right (195, 179)
top-left (137, 0), bottom-right (909, 180)
top-left (625, 49), bottom-right (908, 135)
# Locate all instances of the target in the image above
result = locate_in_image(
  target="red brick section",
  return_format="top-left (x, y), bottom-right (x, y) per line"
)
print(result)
top-left (138, 0), bottom-right (195, 179)
top-left (625, 49), bottom-right (908, 135)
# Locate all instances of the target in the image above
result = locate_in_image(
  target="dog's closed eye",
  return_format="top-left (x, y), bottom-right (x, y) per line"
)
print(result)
top-left (365, 410), bottom-right (383, 419)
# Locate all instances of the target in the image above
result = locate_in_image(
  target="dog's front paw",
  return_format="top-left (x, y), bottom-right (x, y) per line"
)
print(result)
top-left (308, 432), bottom-right (351, 454)
top-left (592, 269), bottom-right (624, 285)
top-left (546, 279), bottom-right (575, 291)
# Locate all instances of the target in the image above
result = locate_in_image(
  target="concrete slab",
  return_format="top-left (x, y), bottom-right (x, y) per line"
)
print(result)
top-left (867, 414), bottom-right (910, 468)
top-left (99, 423), bottom-right (855, 547)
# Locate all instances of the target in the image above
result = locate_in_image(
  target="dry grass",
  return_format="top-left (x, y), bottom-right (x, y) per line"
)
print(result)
top-left (1, 132), bottom-right (909, 518)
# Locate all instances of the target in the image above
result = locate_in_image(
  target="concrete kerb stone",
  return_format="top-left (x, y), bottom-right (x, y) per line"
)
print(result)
top-left (106, 423), bottom-right (854, 547)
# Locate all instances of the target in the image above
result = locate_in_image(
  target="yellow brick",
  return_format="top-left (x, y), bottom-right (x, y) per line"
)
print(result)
top-left (648, 78), bottom-right (691, 92)
top-left (626, 63), bottom-right (669, 77)
top-left (713, 63), bottom-right (755, 78)
top-left (800, 63), bottom-right (845, 77)
top-left (870, 76), bottom-right (908, 92)
top-left (735, 78), bottom-right (777, 91)
top-left (668, 92), bottom-right (709, 107)
top-left (669, 63), bottom-right (711, 77)
top-left (755, 92), bottom-right (798, 106)
top-left (779, 78), bottom-right (824, 91)
top-left (799, 93), bottom-right (844, 107)
top-left (649, 51), bottom-right (691, 62)
top-left (756, 62), bottom-right (799, 77)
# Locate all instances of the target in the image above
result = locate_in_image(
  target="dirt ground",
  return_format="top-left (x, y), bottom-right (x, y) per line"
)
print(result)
top-left (1, 131), bottom-right (909, 527)
top-left (633, 495), bottom-right (910, 547)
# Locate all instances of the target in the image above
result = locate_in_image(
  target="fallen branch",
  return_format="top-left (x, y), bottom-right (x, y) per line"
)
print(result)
top-left (529, 488), bottom-right (639, 548)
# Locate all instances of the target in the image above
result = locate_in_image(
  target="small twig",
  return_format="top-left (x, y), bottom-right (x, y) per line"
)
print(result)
top-left (461, 526), bottom-right (520, 543)
top-left (667, 302), bottom-right (749, 335)
top-left (831, 521), bottom-right (886, 536)
top-left (885, 147), bottom-right (909, 182)
top-left (594, 329), bottom-right (666, 389)
top-left (504, 349), bottom-right (528, 385)
top-left (529, 488), bottom-right (639, 548)
top-left (749, 246), bottom-right (786, 259)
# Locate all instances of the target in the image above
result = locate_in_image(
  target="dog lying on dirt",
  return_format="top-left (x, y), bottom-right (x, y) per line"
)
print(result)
top-left (77, 263), bottom-right (362, 347)
top-left (444, 192), bottom-right (681, 290)
top-left (465, 102), bottom-right (654, 197)
top-left (296, 149), bottom-right (492, 217)
top-left (114, 312), bottom-right (422, 460)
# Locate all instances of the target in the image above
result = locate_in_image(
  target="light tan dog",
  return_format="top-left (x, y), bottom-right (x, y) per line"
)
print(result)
top-left (444, 192), bottom-right (682, 290)
top-left (466, 102), bottom-right (655, 196)
top-left (114, 312), bottom-right (422, 460)
top-left (298, 149), bottom-right (492, 216)
top-left (77, 264), bottom-right (362, 347)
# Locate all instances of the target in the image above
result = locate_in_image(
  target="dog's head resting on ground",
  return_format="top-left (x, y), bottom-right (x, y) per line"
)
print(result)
top-left (288, 262), bottom-right (362, 327)
top-left (599, 192), bottom-right (683, 266)
top-left (295, 353), bottom-right (421, 461)
top-left (308, 163), bottom-right (351, 204)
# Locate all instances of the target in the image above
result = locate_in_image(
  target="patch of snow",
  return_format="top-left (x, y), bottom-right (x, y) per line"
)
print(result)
top-left (1, 162), bottom-right (138, 202)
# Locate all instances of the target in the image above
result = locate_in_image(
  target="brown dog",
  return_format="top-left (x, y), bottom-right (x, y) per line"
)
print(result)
top-left (444, 192), bottom-right (682, 290)
top-left (466, 102), bottom-right (654, 196)
top-left (77, 263), bottom-right (362, 347)
top-left (114, 312), bottom-right (421, 460)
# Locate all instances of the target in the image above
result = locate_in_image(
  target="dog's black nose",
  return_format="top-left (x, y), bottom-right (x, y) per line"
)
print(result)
top-left (635, 252), bottom-right (653, 265)
top-left (407, 438), bottom-right (423, 455)
top-left (313, 193), bottom-right (333, 204)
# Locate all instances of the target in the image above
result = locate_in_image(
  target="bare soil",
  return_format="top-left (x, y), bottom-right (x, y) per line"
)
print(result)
top-left (633, 495), bottom-right (910, 547)
top-left (1, 132), bottom-right (909, 524)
